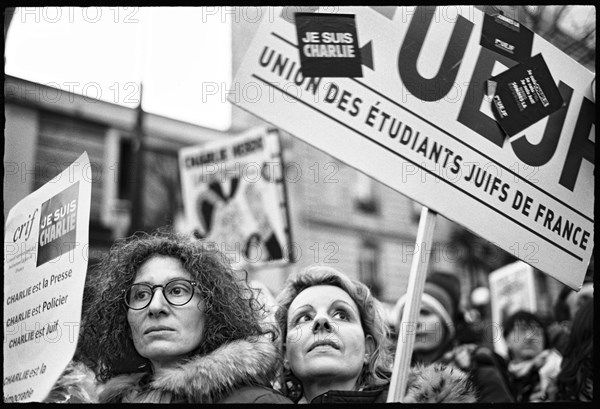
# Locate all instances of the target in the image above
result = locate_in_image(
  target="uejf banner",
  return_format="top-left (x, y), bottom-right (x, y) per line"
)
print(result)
top-left (179, 127), bottom-right (292, 266)
top-left (4, 152), bottom-right (91, 402)
top-left (230, 6), bottom-right (594, 289)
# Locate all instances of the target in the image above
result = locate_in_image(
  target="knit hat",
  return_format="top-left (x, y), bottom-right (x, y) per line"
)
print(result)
top-left (424, 272), bottom-right (461, 321)
top-left (392, 272), bottom-right (462, 339)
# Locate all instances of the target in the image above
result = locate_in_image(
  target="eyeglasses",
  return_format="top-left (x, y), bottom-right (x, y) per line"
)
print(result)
top-left (123, 279), bottom-right (198, 310)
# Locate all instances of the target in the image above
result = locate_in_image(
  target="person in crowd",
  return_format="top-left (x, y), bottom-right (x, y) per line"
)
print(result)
top-left (275, 265), bottom-right (476, 404)
top-left (393, 271), bottom-right (515, 403)
top-left (547, 277), bottom-right (593, 354)
top-left (553, 298), bottom-right (593, 402)
top-left (502, 310), bottom-right (562, 402)
top-left (45, 231), bottom-right (292, 403)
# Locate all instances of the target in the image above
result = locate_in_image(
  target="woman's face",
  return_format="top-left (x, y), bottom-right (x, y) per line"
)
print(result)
top-left (285, 285), bottom-right (369, 386)
top-left (505, 320), bottom-right (545, 361)
top-left (127, 256), bottom-right (205, 368)
top-left (413, 305), bottom-right (446, 352)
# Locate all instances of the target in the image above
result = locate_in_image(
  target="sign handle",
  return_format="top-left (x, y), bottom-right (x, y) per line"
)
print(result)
top-left (387, 206), bottom-right (437, 402)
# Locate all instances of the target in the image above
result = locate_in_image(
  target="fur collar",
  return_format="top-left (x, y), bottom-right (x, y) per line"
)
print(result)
top-left (43, 361), bottom-right (99, 403)
top-left (47, 344), bottom-right (474, 403)
top-left (403, 363), bottom-right (477, 403)
top-left (99, 337), bottom-right (280, 403)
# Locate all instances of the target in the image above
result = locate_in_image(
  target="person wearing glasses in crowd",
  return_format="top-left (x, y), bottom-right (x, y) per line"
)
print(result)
top-left (274, 265), bottom-right (476, 403)
top-left (46, 231), bottom-right (291, 403)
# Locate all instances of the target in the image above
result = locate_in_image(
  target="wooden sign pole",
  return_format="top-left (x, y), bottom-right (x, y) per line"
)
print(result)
top-left (387, 206), bottom-right (437, 402)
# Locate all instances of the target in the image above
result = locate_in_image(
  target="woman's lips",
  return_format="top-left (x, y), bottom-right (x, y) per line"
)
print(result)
top-left (144, 326), bottom-right (175, 335)
top-left (308, 339), bottom-right (339, 352)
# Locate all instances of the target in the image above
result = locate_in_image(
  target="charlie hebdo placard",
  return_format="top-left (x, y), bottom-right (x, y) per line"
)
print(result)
top-left (179, 127), bottom-right (292, 266)
top-left (4, 152), bottom-right (91, 402)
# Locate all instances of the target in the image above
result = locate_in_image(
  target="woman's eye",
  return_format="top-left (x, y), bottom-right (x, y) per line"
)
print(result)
top-left (333, 310), bottom-right (348, 320)
top-left (168, 284), bottom-right (191, 297)
top-left (295, 314), bottom-right (312, 324)
top-left (134, 290), bottom-right (151, 300)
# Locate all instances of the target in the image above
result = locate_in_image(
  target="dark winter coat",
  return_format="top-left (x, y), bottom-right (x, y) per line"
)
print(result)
top-left (45, 338), bottom-right (292, 403)
top-left (454, 346), bottom-right (515, 403)
top-left (420, 343), bottom-right (515, 403)
top-left (308, 363), bottom-right (477, 404)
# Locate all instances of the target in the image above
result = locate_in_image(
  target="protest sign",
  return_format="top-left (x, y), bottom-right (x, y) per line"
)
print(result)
top-left (489, 53), bottom-right (565, 136)
top-left (295, 13), bottom-right (363, 77)
top-left (480, 13), bottom-right (534, 64)
top-left (230, 6), bottom-right (594, 289)
top-left (488, 260), bottom-right (538, 357)
top-left (179, 127), bottom-right (292, 267)
top-left (4, 152), bottom-right (91, 402)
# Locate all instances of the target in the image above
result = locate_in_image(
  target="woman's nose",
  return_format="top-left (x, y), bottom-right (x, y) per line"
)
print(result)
top-left (148, 288), bottom-right (169, 316)
top-left (312, 316), bottom-right (332, 333)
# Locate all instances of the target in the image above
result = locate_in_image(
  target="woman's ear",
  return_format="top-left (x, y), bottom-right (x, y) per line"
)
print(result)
top-left (364, 334), bottom-right (376, 363)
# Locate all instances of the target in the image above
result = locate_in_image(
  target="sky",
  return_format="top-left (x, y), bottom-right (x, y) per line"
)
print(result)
top-left (5, 7), bottom-right (233, 130)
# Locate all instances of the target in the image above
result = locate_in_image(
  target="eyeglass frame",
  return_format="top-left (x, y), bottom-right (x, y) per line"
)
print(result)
top-left (123, 278), bottom-right (199, 310)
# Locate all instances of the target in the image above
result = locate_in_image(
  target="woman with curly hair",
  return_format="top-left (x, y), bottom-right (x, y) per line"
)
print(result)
top-left (274, 265), bottom-right (476, 403)
top-left (46, 231), bottom-right (291, 403)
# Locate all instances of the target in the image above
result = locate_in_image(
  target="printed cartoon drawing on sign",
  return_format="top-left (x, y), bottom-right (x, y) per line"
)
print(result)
top-left (193, 174), bottom-right (283, 262)
top-left (179, 129), bottom-right (290, 265)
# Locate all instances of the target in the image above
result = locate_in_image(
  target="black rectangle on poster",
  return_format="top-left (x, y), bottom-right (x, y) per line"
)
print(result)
top-left (490, 54), bottom-right (564, 137)
top-left (295, 12), bottom-right (362, 77)
top-left (480, 13), bottom-right (533, 64)
top-left (37, 182), bottom-right (80, 267)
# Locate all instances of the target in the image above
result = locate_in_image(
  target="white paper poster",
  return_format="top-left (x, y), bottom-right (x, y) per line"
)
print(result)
top-left (179, 127), bottom-right (292, 267)
top-left (4, 152), bottom-right (92, 402)
top-left (488, 260), bottom-right (538, 356)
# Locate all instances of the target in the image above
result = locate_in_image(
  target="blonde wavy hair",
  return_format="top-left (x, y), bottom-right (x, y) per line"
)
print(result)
top-left (274, 265), bottom-right (393, 401)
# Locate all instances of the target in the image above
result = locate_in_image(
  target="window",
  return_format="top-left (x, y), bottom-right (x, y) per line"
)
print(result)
top-left (354, 172), bottom-right (379, 214)
top-left (101, 129), bottom-right (132, 236)
top-left (117, 137), bottom-right (135, 200)
top-left (359, 239), bottom-right (381, 297)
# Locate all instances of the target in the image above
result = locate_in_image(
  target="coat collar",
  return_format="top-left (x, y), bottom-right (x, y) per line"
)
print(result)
top-left (99, 337), bottom-right (280, 403)
top-left (403, 363), bottom-right (477, 403)
top-left (307, 363), bottom-right (477, 404)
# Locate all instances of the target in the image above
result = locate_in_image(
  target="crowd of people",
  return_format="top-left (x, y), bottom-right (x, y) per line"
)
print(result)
top-left (45, 231), bottom-right (593, 403)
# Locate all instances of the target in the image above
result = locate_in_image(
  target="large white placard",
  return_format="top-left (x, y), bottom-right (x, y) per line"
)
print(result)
top-left (488, 260), bottom-right (538, 357)
top-left (4, 152), bottom-right (92, 402)
top-left (179, 127), bottom-right (292, 266)
top-left (230, 6), bottom-right (594, 289)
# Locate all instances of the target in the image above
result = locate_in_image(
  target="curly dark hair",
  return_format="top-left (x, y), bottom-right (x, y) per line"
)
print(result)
top-left (274, 265), bottom-right (393, 402)
top-left (78, 230), bottom-right (275, 381)
top-left (556, 298), bottom-right (594, 401)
